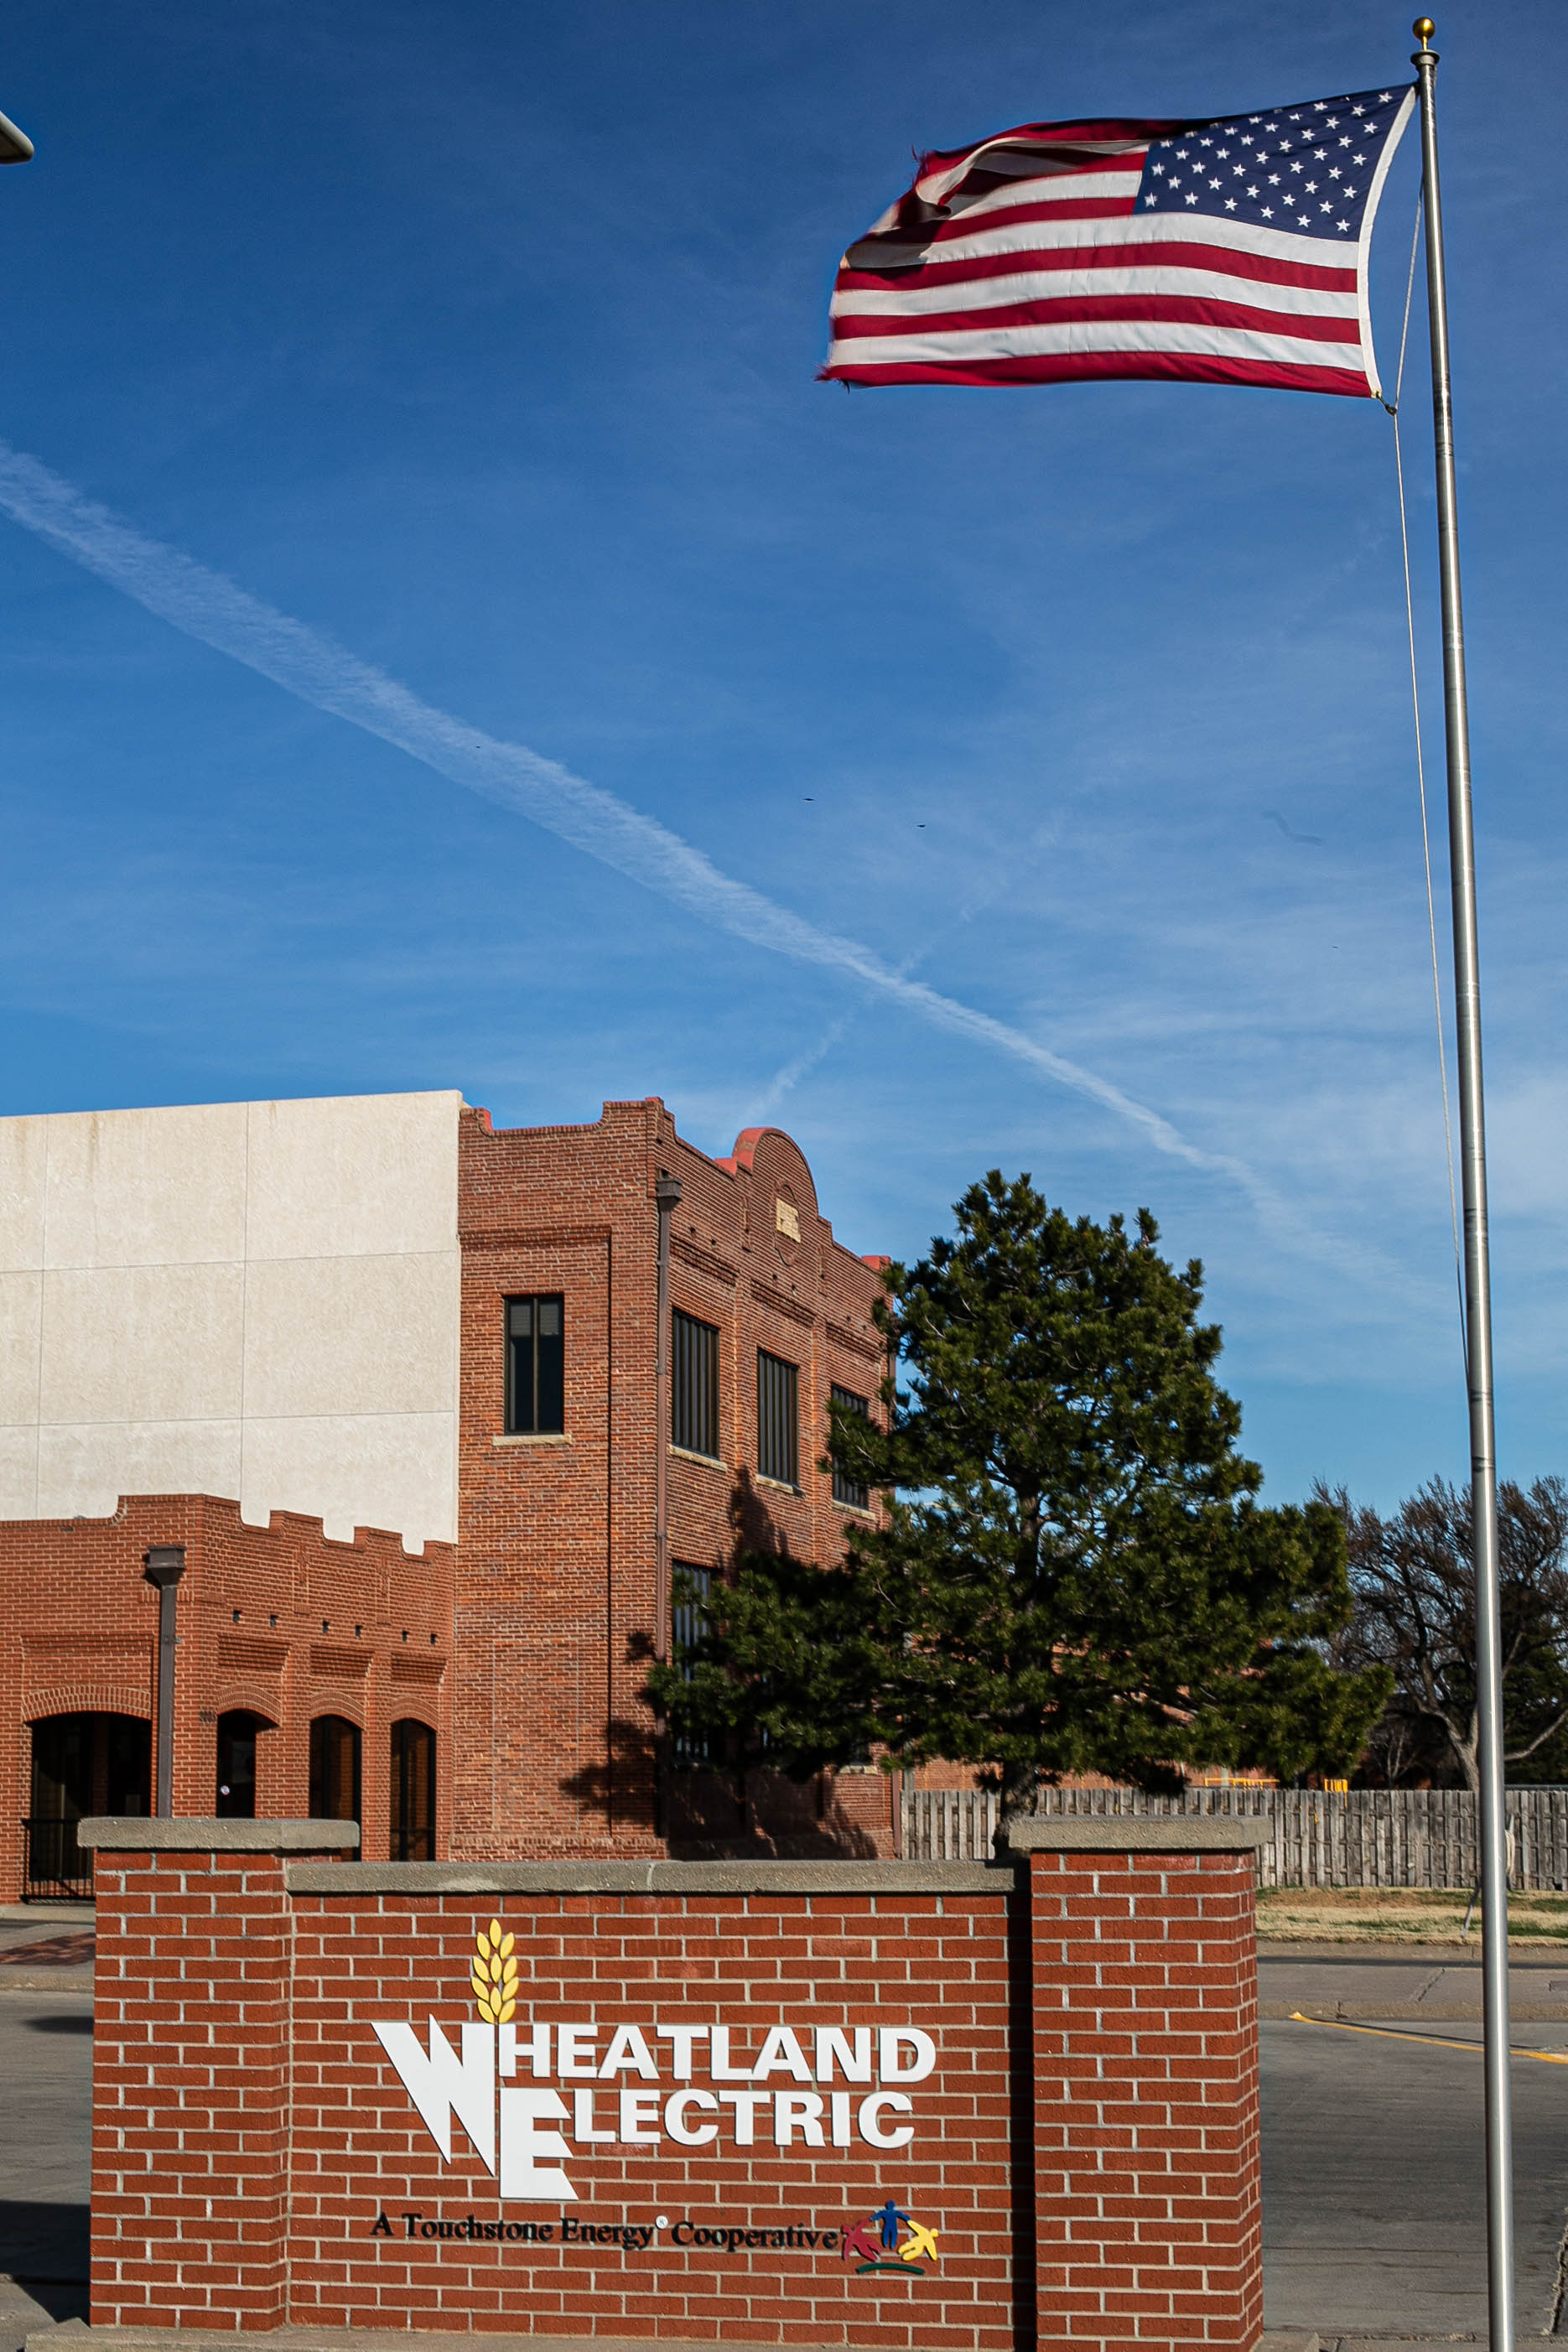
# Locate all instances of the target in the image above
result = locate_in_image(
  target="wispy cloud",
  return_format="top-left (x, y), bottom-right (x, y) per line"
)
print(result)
top-left (0, 438), bottom-right (1257, 1188)
top-left (743, 1016), bottom-right (855, 1129)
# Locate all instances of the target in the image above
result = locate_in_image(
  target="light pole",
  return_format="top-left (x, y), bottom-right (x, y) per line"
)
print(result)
top-left (144, 1545), bottom-right (187, 1817)
top-left (0, 107), bottom-right (33, 164)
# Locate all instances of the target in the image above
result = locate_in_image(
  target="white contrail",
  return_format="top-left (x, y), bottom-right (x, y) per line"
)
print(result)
top-left (0, 438), bottom-right (1253, 1190)
top-left (745, 1017), bottom-right (855, 1128)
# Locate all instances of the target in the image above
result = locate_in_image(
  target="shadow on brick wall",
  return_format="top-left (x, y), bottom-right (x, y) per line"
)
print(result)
top-left (667, 1770), bottom-right (881, 1861)
top-left (558, 1716), bottom-right (660, 1844)
top-left (557, 1721), bottom-right (883, 1860)
top-left (553, 1469), bottom-right (886, 1857)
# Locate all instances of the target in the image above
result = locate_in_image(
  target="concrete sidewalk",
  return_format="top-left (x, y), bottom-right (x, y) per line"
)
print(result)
top-left (8, 2323), bottom-right (1485, 2342)
top-left (0, 1911), bottom-right (94, 1999)
top-left (1259, 2338), bottom-right (1482, 2351)
top-left (1259, 1939), bottom-right (1568, 2020)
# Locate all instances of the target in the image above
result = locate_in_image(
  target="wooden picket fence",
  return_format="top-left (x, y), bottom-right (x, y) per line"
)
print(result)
top-left (898, 1786), bottom-right (1002, 1861)
top-left (899, 1782), bottom-right (1568, 1889)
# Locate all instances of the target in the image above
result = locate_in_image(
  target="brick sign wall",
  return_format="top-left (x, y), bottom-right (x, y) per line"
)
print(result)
top-left (80, 1817), bottom-right (1266, 2352)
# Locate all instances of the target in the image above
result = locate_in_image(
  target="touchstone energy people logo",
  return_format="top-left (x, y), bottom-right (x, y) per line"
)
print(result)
top-left (841, 2199), bottom-right (940, 2277)
top-left (370, 1919), bottom-right (940, 2204)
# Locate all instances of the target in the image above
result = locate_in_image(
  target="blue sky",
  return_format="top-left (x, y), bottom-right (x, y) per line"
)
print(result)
top-left (0, 0), bottom-right (1556, 1509)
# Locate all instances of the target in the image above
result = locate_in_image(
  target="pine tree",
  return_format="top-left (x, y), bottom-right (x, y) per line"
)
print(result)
top-left (649, 1171), bottom-right (1388, 1811)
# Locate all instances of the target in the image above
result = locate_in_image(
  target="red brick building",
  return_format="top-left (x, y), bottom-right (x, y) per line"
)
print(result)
top-left (0, 1495), bottom-right (454, 1906)
top-left (0, 1093), bottom-right (891, 1899)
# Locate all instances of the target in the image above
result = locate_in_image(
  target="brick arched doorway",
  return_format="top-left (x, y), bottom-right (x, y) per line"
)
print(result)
top-left (27, 1711), bottom-right (151, 1898)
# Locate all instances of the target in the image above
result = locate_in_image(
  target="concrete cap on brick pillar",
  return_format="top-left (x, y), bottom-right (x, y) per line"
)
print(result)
top-left (1002, 1815), bottom-right (1274, 1851)
top-left (286, 1856), bottom-right (1010, 1894)
top-left (76, 1815), bottom-right (362, 1852)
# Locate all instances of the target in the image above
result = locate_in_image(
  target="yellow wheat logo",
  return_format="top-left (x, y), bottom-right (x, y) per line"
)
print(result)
top-left (470, 1918), bottom-right (518, 2023)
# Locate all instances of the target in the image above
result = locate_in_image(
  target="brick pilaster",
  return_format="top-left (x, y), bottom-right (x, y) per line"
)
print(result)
top-left (84, 1819), bottom-right (358, 2332)
top-left (1012, 1820), bottom-right (1265, 2352)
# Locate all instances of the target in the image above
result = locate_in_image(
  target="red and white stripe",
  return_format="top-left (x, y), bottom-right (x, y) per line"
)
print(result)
top-left (822, 106), bottom-right (1412, 400)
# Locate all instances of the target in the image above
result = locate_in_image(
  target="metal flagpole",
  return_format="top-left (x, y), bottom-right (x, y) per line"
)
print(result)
top-left (1410, 22), bottom-right (1514, 2352)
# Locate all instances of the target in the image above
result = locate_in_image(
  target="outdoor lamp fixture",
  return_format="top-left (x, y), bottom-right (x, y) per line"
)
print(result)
top-left (0, 108), bottom-right (34, 163)
top-left (143, 1545), bottom-right (186, 1818)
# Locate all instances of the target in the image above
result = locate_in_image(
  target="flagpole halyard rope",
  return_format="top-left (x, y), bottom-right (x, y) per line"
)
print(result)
top-left (1390, 187), bottom-right (1467, 1364)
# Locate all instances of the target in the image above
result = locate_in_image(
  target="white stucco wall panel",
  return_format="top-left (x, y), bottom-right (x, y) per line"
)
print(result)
top-left (0, 1270), bottom-right (42, 1426)
top-left (240, 1252), bottom-right (458, 1422)
top-left (0, 1091), bottom-right (463, 1549)
top-left (239, 1412), bottom-right (453, 1550)
top-left (0, 1116), bottom-right (47, 1271)
top-left (36, 1419), bottom-right (245, 1523)
top-left (0, 1424), bottom-right (38, 1518)
top-left (43, 1103), bottom-right (249, 1269)
top-left (244, 1093), bottom-right (459, 1262)
top-left (38, 1263), bottom-right (247, 1426)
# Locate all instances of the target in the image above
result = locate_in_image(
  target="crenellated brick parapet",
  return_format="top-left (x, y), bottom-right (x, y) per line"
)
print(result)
top-left (0, 1497), bottom-right (451, 1903)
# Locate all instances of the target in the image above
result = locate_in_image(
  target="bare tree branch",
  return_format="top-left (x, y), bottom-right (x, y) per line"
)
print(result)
top-left (1503, 1711), bottom-right (1568, 1764)
top-left (1322, 1475), bottom-right (1568, 1791)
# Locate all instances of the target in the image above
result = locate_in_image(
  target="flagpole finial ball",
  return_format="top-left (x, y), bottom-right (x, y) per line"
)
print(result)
top-left (1413, 16), bottom-right (1436, 41)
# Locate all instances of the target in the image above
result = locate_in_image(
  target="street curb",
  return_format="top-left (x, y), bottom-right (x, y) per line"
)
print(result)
top-left (1260, 1939), bottom-right (1568, 1962)
top-left (1262, 2001), bottom-right (1568, 2022)
top-left (0, 1972), bottom-right (94, 1995)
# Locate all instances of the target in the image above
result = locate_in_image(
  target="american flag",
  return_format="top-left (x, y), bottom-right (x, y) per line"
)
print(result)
top-left (822, 86), bottom-right (1415, 400)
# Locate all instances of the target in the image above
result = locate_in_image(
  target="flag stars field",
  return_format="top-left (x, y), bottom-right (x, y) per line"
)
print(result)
top-left (1137, 87), bottom-right (1404, 239)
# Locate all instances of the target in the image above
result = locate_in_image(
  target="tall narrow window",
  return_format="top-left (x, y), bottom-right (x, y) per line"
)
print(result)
top-left (830, 1384), bottom-right (871, 1510)
top-left (390, 1719), bottom-right (436, 1861)
top-left (215, 1711), bottom-right (270, 1817)
top-left (756, 1349), bottom-right (799, 1488)
top-left (670, 1565), bottom-right (712, 1770)
top-left (506, 1294), bottom-right (565, 1434)
top-left (309, 1714), bottom-right (361, 1825)
top-left (672, 1310), bottom-right (720, 1458)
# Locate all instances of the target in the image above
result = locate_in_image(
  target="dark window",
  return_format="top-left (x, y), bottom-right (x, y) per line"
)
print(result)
top-left (29, 1711), bottom-right (150, 1820)
top-left (390, 1719), bottom-right (436, 1861)
top-left (672, 1310), bottom-right (720, 1458)
top-left (309, 1714), bottom-right (361, 1825)
top-left (756, 1349), bottom-right (799, 1488)
top-left (830, 1384), bottom-right (871, 1510)
top-left (670, 1566), bottom-right (712, 1770)
top-left (506, 1294), bottom-right (565, 1435)
top-left (215, 1711), bottom-right (270, 1818)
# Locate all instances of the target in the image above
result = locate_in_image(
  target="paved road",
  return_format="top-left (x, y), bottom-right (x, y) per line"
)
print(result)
top-left (4, 1971), bottom-right (1567, 2343)
top-left (1264, 2013), bottom-right (1568, 2336)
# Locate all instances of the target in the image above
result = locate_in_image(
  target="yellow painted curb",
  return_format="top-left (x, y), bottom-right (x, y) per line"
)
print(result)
top-left (1288, 2011), bottom-right (1568, 2064)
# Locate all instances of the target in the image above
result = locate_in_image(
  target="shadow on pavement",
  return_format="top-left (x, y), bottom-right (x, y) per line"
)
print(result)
top-left (0, 2201), bottom-right (88, 2282)
top-left (23, 2017), bottom-right (91, 2036)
